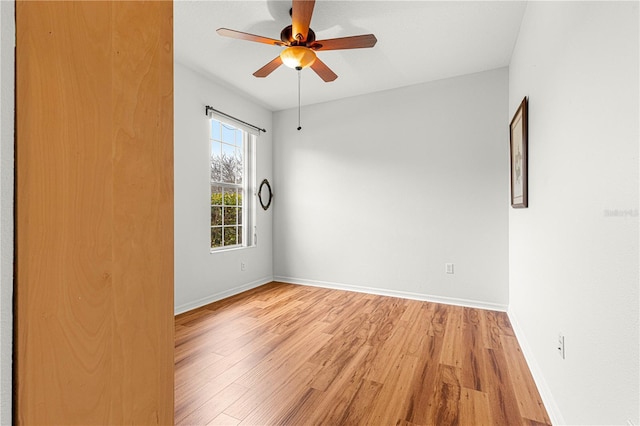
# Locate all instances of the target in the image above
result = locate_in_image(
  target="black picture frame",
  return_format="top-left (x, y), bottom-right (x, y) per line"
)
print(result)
top-left (258, 179), bottom-right (272, 211)
top-left (510, 97), bottom-right (528, 208)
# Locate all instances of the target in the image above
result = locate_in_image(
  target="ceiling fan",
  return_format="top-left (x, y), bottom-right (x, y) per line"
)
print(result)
top-left (216, 0), bottom-right (377, 82)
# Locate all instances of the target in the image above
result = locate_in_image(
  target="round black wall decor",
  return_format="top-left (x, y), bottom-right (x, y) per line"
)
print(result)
top-left (258, 179), bottom-right (272, 211)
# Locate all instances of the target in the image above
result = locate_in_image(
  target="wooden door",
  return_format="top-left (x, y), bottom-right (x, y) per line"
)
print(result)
top-left (15, 1), bottom-right (174, 423)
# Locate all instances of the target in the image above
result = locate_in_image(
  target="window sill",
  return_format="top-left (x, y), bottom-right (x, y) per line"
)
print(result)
top-left (209, 245), bottom-right (255, 254)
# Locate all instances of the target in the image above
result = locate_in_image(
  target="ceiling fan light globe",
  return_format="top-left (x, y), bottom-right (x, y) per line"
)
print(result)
top-left (280, 46), bottom-right (317, 69)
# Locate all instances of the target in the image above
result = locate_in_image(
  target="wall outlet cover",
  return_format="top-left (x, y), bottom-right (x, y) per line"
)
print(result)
top-left (557, 334), bottom-right (565, 359)
top-left (445, 263), bottom-right (454, 274)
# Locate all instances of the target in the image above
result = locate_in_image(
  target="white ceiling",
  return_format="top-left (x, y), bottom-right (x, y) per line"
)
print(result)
top-left (174, 1), bottom-right (527, 111)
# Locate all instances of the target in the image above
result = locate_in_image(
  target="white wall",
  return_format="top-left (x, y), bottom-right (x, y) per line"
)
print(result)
top-left (0, 1), bottom-right (14, 423)
top-left (273, 68), bottom-right (509, 310)
top-left (174, 62), bottom-right (273, 314)
top-left (508, 2), bottom-right (639, 425)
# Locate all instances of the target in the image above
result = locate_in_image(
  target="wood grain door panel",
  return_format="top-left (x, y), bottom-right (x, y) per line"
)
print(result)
top-left (15, 2), bottom-right (174, 423)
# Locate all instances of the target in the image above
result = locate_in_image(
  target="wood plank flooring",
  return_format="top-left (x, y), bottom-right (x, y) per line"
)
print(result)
top-left (175, 282), bottom-right (551, 425)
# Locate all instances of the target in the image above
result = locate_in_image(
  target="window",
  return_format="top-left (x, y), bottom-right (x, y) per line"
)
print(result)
top-left (210, 118), bottom-right (255, 250)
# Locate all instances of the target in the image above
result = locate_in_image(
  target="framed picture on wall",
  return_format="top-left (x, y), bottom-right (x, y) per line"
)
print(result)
top-left (510, 97), bottom-right (528, 208)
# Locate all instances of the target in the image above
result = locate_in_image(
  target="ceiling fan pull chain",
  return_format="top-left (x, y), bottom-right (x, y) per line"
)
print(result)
top-left (297, 69), bottom-right (302, 131)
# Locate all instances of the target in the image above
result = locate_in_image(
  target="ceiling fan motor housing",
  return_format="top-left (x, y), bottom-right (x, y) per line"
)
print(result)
top-left (280, 25), bottom-right (316, 45)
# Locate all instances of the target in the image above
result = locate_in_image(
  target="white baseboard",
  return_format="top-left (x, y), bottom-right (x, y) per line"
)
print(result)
top-left (508, 309), bottom-right (565, 425)
top-left (274, 275), bottom-right (508, 312)
top-left (174, 276), bottom-right (273, 315)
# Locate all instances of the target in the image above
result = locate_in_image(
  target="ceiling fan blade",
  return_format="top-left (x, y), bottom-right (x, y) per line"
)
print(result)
top-left (253, 56), bottom-right (283, 78)
top-left (217, 28), bottom-right (285, 46)
top-left (311, 34), bottom-right (378, 51)
top-left (310, 57), bottom-right (337, 82)
top-left (292, 0), bottom-right (315, 42)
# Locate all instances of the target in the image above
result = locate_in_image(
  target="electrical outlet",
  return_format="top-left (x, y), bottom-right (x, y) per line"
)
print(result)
top-left (557, 333), bottom-right (565, 359)
top-left (241, 262), bottom-right (246, 271)
top-left (445, 263), bottom-right (454, 274)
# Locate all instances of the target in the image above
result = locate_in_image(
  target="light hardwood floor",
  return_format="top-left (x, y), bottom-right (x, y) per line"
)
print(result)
top-left (175, 282), bottom-right (551, 425)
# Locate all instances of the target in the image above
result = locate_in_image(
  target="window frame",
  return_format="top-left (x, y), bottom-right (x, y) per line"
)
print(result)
top-left (210, 118), bottom-right (256, 252)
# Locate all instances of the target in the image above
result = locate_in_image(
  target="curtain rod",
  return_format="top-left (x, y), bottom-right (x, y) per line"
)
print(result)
top-left (205, 106), bottom-right (267, 133)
